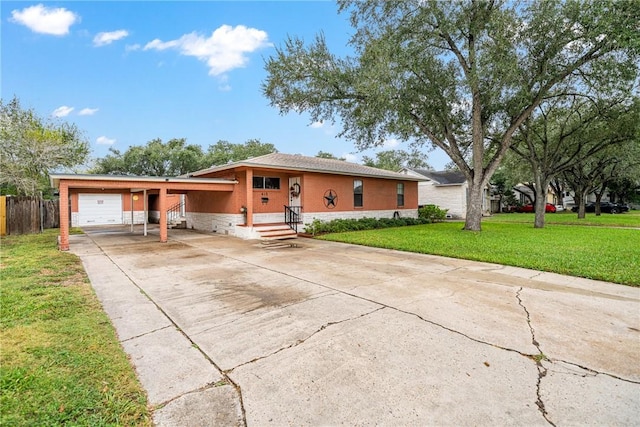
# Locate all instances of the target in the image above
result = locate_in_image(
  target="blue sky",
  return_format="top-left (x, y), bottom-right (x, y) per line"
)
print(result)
top-left (2, 1), bottom-right (449, 170)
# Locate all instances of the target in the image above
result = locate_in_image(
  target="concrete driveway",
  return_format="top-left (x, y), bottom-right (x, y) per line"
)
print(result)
top-left (70, 226), bottom-right (640, 426)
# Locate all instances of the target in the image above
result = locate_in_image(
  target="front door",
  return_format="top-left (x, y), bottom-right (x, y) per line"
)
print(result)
top-left (288, 177), bottom-right (301, 207)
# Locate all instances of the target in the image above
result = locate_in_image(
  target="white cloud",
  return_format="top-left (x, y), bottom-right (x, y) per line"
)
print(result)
top-left (383, 138), bottom-right (400, 148)
top-left (52, 106), bottom-right (74, 117)
top-left (96, 136), bottom-right (116, 145)
top-left (143, 24), bottom-right (272, 77)
top-left (310, 121), bottom-right (324, 129)
top-left (125, 43), bottom-right (141, 52)
top-left (78, 108), bottom-right (98, 116)
top-left (93, 30), bottom-right (129, 47)
top-left (144, 39), bottom-right (179, 50)
top-left (10, 4), bottom-right (78, 36)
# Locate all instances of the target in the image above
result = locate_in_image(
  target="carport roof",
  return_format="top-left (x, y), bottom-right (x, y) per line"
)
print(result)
top-left (50, 173), bottom-right (237, 188)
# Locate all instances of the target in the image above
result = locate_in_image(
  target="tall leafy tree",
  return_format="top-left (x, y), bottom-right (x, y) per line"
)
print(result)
top-left (316, 151), bottom-right (346, 160)
top-left (510, 96), bottom-right (639, 227)
top-left (263, 0), bottom-right (640, 230)
top-left (362, 149), bottom-right (431, 171)
top-left (0, 97), bottom-right (89, 196)
top-left (206, 139), bottom-right (277, 166)
top-left (490, 167), bottom-right (521, 212)
top-left (607, 176), bottom-right (640, 206)
top-left (562, 139), bottom-right (639, 217)
top-left (93, 138), bottom-right (278, 175)
top-left (92, 138), bottom-right (206, 176)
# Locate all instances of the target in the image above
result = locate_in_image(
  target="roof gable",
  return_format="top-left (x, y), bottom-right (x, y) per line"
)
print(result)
top-left (191, 153), bottom-right (424, 181)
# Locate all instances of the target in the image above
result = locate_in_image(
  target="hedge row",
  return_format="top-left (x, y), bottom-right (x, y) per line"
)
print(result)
top-left (303, 205), bottom-right (449, 235)
top-left (304, 216), bottom-right (430, 235)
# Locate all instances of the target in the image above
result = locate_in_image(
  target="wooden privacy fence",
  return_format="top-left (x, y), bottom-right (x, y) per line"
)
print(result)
top-left (2, 196), bottom-right (60, 236)
top-left (0, 196), bottom-right (5, 236)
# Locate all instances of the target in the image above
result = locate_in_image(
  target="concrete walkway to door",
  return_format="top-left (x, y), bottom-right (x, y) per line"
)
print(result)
top-left (70, 226), bottom-right (640, 426)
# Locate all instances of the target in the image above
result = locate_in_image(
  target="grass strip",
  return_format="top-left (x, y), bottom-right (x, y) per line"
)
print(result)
top-left (318, 221), bottom-right (640, 286)
top-left (485, 210), bottom-right (640, 227)
top-left (0, 230), bottom-right (150, 426)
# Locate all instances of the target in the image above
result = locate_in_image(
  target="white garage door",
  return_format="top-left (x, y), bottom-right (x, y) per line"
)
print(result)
top-left (78, 194), bottom-right (123, 226)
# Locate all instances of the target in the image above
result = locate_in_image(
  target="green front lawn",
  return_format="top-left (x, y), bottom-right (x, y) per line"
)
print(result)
top-left (318, 221), bottom-right (640, 286)
top-left (486, 210), bottom-right (640, 227)
top-left (0, 230), bottom-right (150, 426)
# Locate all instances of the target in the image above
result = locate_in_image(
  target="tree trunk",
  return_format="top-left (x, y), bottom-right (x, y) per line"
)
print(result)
top-left (594, 192), bottom-right (603, 216)
top-left (533, 176), bottom-right (550, 229)
top-left (550, 179), bottom-right (564, 209)
top-left (575, 190), bottom-right (588, 219)
top-left (533, 173), bottom-right (547, 228)
top-left (464, 180), bottom-right (485, 231)
top-left (463, 80), bottom-right (486, 232)
top-left (534, 200), bottom-right (545, 227)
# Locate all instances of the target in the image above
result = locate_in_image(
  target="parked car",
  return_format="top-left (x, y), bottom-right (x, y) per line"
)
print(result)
top-left (516, 203), bottom-right (557, 213)
top-left (571, 202), bottom-right (629, 214)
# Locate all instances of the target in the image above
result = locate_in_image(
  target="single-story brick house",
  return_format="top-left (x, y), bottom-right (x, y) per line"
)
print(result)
top-left (399, 168), bottom-right (490, 219)
top-left (51, 153), bottom-right (422, 250)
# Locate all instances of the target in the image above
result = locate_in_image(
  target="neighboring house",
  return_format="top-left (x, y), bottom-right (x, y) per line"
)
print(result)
top-left (510, 184), bottom-right (610, 210)
top-left (399, 168), bottom-right (490, 219)
top-left (513, 184), bottom-right (557, 206)
top-left (51, 153), bottom-right (422, 250)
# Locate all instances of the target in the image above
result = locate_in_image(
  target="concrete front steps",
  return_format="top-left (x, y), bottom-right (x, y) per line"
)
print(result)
top-left (167, 217), bottom-right (187, 229)
top-left (254, 224), bottom-right (298, 242)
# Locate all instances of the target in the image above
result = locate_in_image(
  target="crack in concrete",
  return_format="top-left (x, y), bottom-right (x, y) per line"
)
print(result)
top-left (550, 359), bottom-right (640, 385)
top-left (90, 234), bottom-right (637, 426)
top-left (189, 243), bottom-right (640, 408)
top-left (210, 254), bottom-right (575, 427)
top-left (88, 236), bottom-right (249, 427)
top-left (121, 325), bottom-right (172, 343)
top-left (225, 306), bottom-right (386, 374)
top-left (153, 379), bottom-right (232, 409)
top-left (205, 250), bottom-right (529, 354)
top-left (212, 250), bottom-right (555, 366)
top-left (516, 287), bottom-right (556, 427)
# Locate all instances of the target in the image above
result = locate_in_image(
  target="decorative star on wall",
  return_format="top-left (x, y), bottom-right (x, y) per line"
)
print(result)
top-left (323, 189), bottom-right (337, 208)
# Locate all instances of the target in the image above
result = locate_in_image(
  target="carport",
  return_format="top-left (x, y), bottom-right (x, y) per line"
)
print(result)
top-left (50, 174), bottom-right (237, 251)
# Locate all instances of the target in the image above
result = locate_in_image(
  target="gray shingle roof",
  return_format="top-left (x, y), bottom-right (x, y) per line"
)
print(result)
top-left (191, 153), bottom-right (424, 181)
top-left (411, 169), bottom-right (467, 185)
